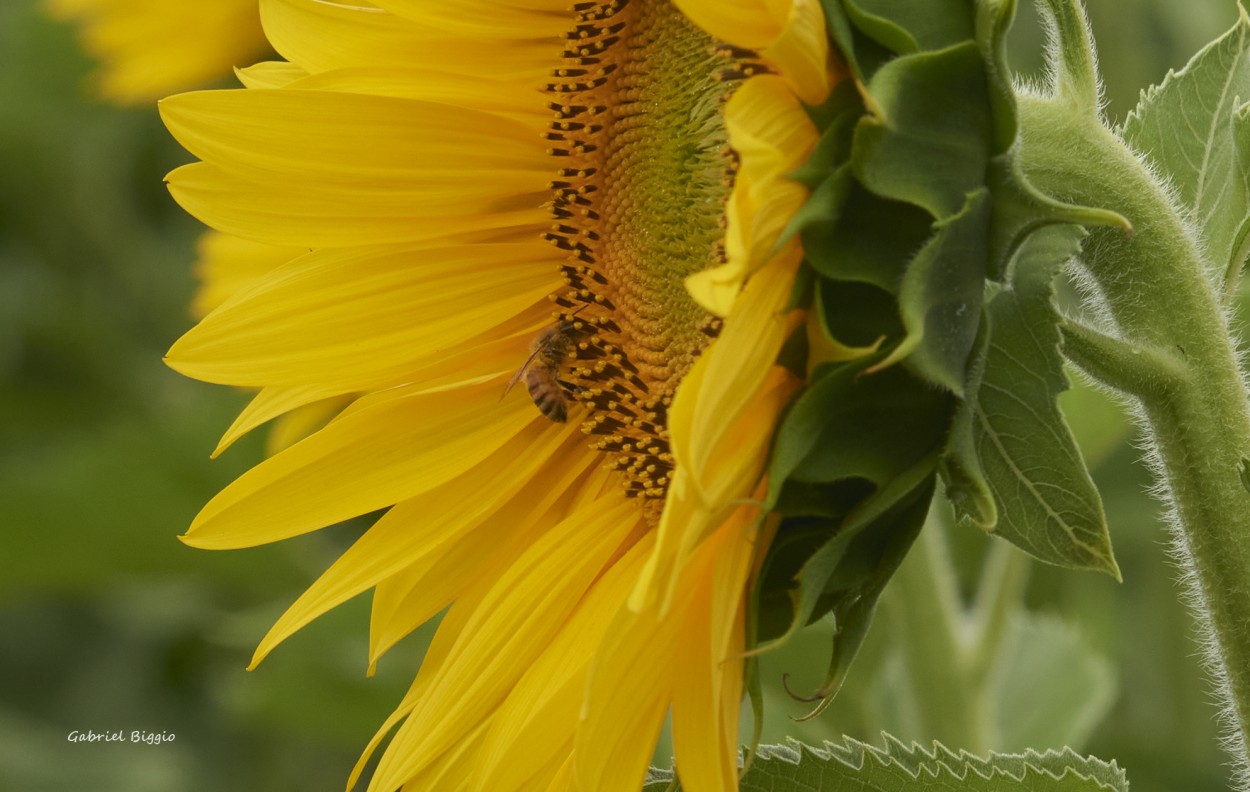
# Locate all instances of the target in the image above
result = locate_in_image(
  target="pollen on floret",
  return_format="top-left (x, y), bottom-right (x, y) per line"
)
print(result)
top-left (530, 0), bottom-right (753, 512)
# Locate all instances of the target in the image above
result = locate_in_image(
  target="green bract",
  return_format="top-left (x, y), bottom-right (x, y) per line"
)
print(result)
top-left (752, 0), bottom-right (1124, 714)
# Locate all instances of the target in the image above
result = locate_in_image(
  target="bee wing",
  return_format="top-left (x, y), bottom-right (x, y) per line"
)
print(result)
top-left (502, 345), bottom-right (545, 398)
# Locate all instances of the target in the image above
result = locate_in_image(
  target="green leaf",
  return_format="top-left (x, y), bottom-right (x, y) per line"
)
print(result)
top-left (971, 227), bottom-right (1119, 577)
top-left (792, 83), bottom-right (863, 187)
top-left (755, 467), bottom-right (932, 660)
top-left (941, 316), bottom-right (998, 528)
top-left (815, 277), bottom-right (901, 349)
top-left (992, 614), bottom-right (1117, 752)
top-left (644, 736), bottom-right (1129, 791)
top-left (783, 261), bottom-right (816, 314)
top-left (1057, 376), bottom-right (1130, 469)
top-left (801, 474), bottom-right (934, 707)
top-left (844, 0), bottom-right (974, 53)
top-left (841, 0), bottom-right (919, 55)
top-left (1120, 9), bottom-right (1250, 285)
top-left (1232, 102), bottom-right (1250, 293)
top-left (769, 359), bottom-right (951, 496)
top-left (772, 478), bottom-right (873, 520)
top-left (819, 0), bottom-right (896, 81)
top-left (791, 165), bottom-right (855, 272)
top-left (761, 349), bottom-right (952, 669)
top-left (853, 41), bottom-right (992, 219)
top-left (802, 178), bottom-right (932, 292)
top-left (1034, 0), bottom-right (1102, 114)
top-left (975, 0), bottom-right (1021, 155)
top-left (888, 189), bottom-right (989, 394)
top-left (754, 519), bottom-right (859, 649)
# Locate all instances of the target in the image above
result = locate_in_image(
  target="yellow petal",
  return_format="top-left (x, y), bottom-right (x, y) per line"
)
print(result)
top-left (261, 0), bottom-right (554, 80)
top-left (401, 724), bottom-right (484, 792)
top-left (677, 255), bottom-right (801, 505)
top-left (278, 67), bottom-right (548, 131)
top-left (190, 231), bottom-right (303, 319)
top-left (472, 535), bottom-right (654, 792)
top-left (672, 0), bottom-right (783, 51)
top-left (685, 174), bottom-right (757, 316)
top-left (366, 457), bottom-right (615, 679)
top-left (350, 578), bottom-right (488, 790)
top-left (180, 378), bottom-right (535, 549)
top-left (760, 0), bottom-right (834, 106)
top-left (166, 243), bottom-right (554, 389)
top-left (234, 61), bottom-right (309, 90)
top-left (369, 494), bottom-right (642, 790)
top-left (214, 305), bottom-right (562, 455)
top-left (729, 75), bottom-right (820, 193)
top-left (367, 550), bottom-right (486, 678)
top-left (264, 395), bottom-right (353, 456)
top-left (542, 756), bottom-right (575, 792)
top-left (213, 384), bottom-right (353, 457)
top-left (48, 0), bottom-right (266, 102)
top-left (164, 161), bottom-right (547, 248)
top-left (688, 76), bottom-right (818, 315)
top-left (574, 536), bottom-right (716, 792)
top-left (249, 417), bottom-right (585, 668)
top-left (160, 89), bottom-right (547, 183)
top-left (676, 0), bottom-right (832, 105)
top-left (671, 505), bottom-right (760, 792)
top-left (635, 253), bottom-right (802, 612)
top-left (366, 431), bottom-right (603, 666)
top-left (376, 0), bottom-right (568, 39)
top-left (633, 439), bottom-right (773, 619)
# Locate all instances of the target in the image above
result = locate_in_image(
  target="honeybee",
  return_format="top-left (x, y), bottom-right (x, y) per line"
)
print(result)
top-left (505, 315), bottom-right (584, 423)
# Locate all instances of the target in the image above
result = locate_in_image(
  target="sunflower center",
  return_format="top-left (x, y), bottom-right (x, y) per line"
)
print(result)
top-left (539, 0), bottom-right (747, 506)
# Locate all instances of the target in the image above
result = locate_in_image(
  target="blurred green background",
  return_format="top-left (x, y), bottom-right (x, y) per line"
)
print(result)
top-left (0, 0), bottom-right (1242, 790)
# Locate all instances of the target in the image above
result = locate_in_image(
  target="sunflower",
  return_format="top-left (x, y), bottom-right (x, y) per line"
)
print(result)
top-left (47, 0), bottom-right (268, 102)
top-left (161, 0), bottom-right (833, 789)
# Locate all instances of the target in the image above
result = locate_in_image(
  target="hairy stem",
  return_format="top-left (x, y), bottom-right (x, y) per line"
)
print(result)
top-left (1058, 317), bottom-right (1186, 398)
top-left (1020, 94), bottom-right (1250, 781)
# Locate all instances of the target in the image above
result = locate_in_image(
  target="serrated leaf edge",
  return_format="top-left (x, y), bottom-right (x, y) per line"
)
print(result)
top-left (751, 735), bottom-right (1128, 790)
